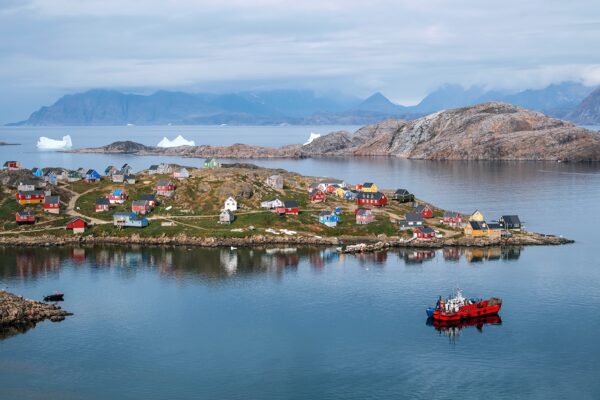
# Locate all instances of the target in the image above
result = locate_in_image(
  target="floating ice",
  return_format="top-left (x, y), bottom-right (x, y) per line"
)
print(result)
top-left (156, 135), bottom-right (195, 148)
top-left (304, 132), bottom-right (321, 145)
top-left (36, 135), bottom-right (73, 150)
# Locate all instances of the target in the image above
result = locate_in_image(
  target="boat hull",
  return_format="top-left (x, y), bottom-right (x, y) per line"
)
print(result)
top-left (432, 303), bottom-right (501, 321)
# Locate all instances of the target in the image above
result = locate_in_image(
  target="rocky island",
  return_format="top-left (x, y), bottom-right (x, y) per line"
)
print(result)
top-left (0, 290), bottom-right (71, 339)
top-left (68, 102), bottom-right (600, 162)
top-left (0, 163), bottom-right (573, 251)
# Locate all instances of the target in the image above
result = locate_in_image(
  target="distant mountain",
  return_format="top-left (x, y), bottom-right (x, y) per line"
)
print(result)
top-left (565, 87), bottom-right (600, 125)
top-left (10, 82), bottom-right (597, 126)
top-left (10, 89), bottom-right (361, 126)
top-left (410, 82), bottom-right (595, 118)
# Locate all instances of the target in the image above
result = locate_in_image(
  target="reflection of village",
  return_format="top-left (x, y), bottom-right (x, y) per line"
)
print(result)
top-left (1, 245), bottom-right (523, 281)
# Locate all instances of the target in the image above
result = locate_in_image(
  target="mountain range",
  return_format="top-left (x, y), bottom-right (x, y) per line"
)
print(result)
top-left (9, 82), bottom-right (600, 126)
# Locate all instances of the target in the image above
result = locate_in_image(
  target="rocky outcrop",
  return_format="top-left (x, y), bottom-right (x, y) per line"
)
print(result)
top-left (67, 102), bottom-right (600, 162)
top-left (0, 291), bottom-right (71, 339)
top-left (308, 102), bottom-right (600, 161)
top-left (566, 87), bottom-right (600, 124)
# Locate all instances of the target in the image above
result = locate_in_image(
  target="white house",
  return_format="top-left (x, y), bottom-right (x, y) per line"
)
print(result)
top-left (260, 198), bottom-right (284, 209)
top-left (224, 196), bottom-right (237, 211)
top-left (173, 167), bottom-right (190, 180)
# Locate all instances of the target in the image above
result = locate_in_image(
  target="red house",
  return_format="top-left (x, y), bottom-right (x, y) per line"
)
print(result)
top-left (356, 191), bottom-right (388, 207)
top-left (43, 195), bottom-right (60, 214)
top-left (132, 200), bottom-right (151, 215)
top-left (108, 189), bottom-right (127, 204)
top-left (326, 184), bottom-right (338, 194)
top-left (66, 217), bottom-right (88, 234)
top-left (442, 211), bottom-right (463, 226)
top-left (415, 226), bottom-right (435, 240)
top-left (275, 200), bottom-right (299, 215)
top-left (15, 211), bottom-right (36, 224)
top-left (309, 189), bottom-right (326, 203)
top-left (156, 180), bottom-right (175, 197)
top-left (3, 161), bottom-right (22, 170)
top-left (95, 197), bottom-right (110, 212)
top-left (415, 205), bottom-right (433, 219)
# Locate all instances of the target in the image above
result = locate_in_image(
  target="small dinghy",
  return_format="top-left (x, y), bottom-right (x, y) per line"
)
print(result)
top-left (43, 292), bottom-right (64, 302)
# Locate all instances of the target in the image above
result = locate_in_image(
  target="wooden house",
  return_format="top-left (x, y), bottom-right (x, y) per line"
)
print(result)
top-left (113, 212), bottom-right (148, 228)
top-left (344, 189), bottom-right (359, 200)
top-left (356, 191), bottom-right (387, 207)
top-left (309, 189), bottom-right (326, 203)
top-left (319, 211), bottom-right (340, 227)
top-left (66, 218), bottom-right (88, 234)
top-left (16, 190), bottom-right (46, 205)
top-left (334, 187), bottom-right (348, 198)
top-left (266, 174), bottom-right (284, 189)
top-left (173, 168), bottom-right (190, 180)
top-left (275, 200), bottom-right (299, 215)
top-left (499, 215), bottom-right (522, 230)
top-left (399, 212), bottom-right (424, 230)
top-left (355, 208), bottom-right (375, 225)
top-left (361, 182), bottom-right (378, 193)
top-left (464, 220), bottom-right (488, 237)
top-left (15, 210), bottom-right (36, 224)
top-left (67, 171), bottom-right (81, 182)
top-left (469, 210), bottom-right (485, 222)
top-left (3, 161), bottom-right (21, 170)
top-left (125, 175), bottom-right (136, 185)
top-left (325, 184), bottom-right (339, 194)
top-left (442, 211), bottom-right (463, 227)
top-left (111, 173), bottom-right (125, 183)
top-left (132, 200), bottom-right (151, 215)
top-left (415, 204), bottom-right (433, 219)
top-left (17, 180), bottom-right (36, 192)
top-left (45, 171), bottom-right (58, 185)
top-left (487, 223), bottom-right (502, 239)
top-left (204, 158), bottom-right (221, 169)
top-left (43, 195), bottom-right (60, 214)
top-left (318, 179), bottom-right (345, 191)
top-left (261, 198), bottom-right (284, 209)
top-left (108, 189), bottom-right (127, 204)
top-left (148, 165), bottom-right (160, 175)
top-left (393, 189), bottom-right (414, 203)
top-left (415, 226), bottom-right (435, 240)
top-left (219, 210), bottom-right (235, 224)
top-left (156, 180), bottom-right (175, 197)
top-left (84, 169), bottom-right (102, 182)
top-left (140, 194), bottom-right (157, 207)
top-left (31, 168), bottom-right (43, 177)
top-left (105, 166), bottom-right (118, 176)
top-left (120, 164), bottom-right (132, 175)
top-left (224, 196), bottom-right (237, 211)
top-left (95, 197), bottom-right (110, 212)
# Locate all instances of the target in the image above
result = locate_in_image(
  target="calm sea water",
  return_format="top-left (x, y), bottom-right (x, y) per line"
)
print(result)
top-left (0, 126), bottom-right (599, 399)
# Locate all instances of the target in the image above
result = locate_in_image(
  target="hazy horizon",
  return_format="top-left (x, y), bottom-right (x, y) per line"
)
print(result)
top-left (1, 0), bottom-right (600, 123)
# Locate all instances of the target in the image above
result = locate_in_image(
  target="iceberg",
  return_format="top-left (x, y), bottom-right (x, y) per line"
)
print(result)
top-left (304, 132), bottom-right (321, 145)
top-left (36, 135), bottom-right (73, 150)
top-left (156, 135), bottom-right (195, 148)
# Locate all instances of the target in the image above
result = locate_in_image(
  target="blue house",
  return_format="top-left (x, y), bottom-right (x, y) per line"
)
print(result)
top-left (31, 167), bottom-right (43, 177)
top-left (344, 189), bottom-right (359, 200)
top-left (319, 211), bottom-right (340, 227)
top-left (85, 169), bottom-right (102, 182)
top-left (113, 212), bottom-right (149, 228)
top-left (45, 171), bottom-right (57, 185)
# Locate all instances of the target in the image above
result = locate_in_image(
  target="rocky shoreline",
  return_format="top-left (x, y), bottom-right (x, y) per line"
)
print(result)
top-left (0, 291), bottom-right (72, 339)
top-left (0, 232), bottom-right (574, 249)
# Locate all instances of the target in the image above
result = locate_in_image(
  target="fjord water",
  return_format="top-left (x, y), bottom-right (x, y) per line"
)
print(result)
top-left (0, 126), bottom-right (599, 399)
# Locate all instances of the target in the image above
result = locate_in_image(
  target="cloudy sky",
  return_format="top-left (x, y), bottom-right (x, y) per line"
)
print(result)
top-left (1, 0), bottom-right (599, 123)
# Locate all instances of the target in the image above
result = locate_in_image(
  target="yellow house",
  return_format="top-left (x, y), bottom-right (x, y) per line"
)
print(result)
top-left (361, 182), bottom-right (378, 193)
top-left (335, 187), bottom-right (347, 198)
top-left (464, 220), bottom-right (487, 237)
top-left (469, 210), bottom-right (485, 222)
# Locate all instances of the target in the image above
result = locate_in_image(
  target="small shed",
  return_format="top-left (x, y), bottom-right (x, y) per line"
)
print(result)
top-left (219, 210), bottom-right (235, 224)
top-left (66, 217), bottom-right (88, 234)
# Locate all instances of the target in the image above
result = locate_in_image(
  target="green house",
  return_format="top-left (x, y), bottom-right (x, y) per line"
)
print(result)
top-left (203, 158), bottom-right (221, 169)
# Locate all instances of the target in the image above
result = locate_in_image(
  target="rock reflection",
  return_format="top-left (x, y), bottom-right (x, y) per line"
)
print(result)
top-left (426, 315), bottom-right (502, 344)
top-left (399, 249), bottom-right (435, 264)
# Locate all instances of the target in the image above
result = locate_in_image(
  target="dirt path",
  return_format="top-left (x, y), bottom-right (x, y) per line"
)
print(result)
top-left (63, 186), bottom-right (109, 225)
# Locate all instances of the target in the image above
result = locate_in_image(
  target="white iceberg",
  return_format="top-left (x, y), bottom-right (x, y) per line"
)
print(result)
top-left (304, 132), bottom-right (321, 145)
top-left (156, 135), bottom-right (195, 148)
top-left (36, 135), bottom-right (73, 150)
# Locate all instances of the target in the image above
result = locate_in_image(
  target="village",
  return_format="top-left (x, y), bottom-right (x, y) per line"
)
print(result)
top-left (0, 158), bottom-right (543, 248)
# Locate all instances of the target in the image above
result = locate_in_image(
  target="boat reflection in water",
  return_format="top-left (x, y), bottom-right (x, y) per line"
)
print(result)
top-left (426, 315), bottom-right (502, 344)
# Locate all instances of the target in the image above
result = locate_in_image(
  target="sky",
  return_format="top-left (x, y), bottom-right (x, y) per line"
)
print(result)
top-left (1, 0), bottom-right (600, 123)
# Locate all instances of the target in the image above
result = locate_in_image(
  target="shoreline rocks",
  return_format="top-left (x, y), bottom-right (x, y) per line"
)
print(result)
top-left (0, 291), bottom-right (72, 339)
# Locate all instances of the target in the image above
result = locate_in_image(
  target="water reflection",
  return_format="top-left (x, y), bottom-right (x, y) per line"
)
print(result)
top-left (426, 315), bottom-right (502, 344)
top-left (0, 245), bottom-right (523, 283)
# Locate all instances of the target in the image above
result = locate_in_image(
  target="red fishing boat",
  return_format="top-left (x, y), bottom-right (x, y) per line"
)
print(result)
top-left (426, 288), bottom-right (502, 321)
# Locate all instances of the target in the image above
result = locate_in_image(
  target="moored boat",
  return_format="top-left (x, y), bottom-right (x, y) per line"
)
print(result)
top-left (426, 288), bottom-right (501, 321)
top-left (43, 292), bottom-right (64, 302)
